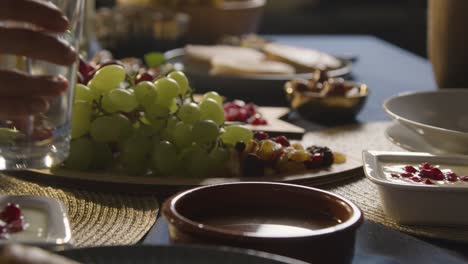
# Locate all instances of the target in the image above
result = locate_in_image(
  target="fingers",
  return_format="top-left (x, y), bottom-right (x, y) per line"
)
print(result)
top-left (0, 97), bottom-right (49, 118)
top-left (0, 70), bottom-right (68, 97)
top-left (0, 0), bottom-right (69, 32)
top-left (0, 27), bottom-right (77, 66)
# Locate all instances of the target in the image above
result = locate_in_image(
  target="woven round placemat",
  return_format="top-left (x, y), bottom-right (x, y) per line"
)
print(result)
top-left (303, 121), bottom-right (468, 242)
top-left (0, 174), bottom-right (159, 247)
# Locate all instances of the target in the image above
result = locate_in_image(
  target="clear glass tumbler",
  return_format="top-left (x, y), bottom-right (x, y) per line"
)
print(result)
top-left (0, 0), bottom-right (85, 170)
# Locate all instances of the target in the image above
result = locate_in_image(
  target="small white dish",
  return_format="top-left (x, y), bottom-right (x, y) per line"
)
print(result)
top-left (385, 122), bottom-right (446, 154)
top-left (383, 89), bottom-right (468, 154)
top-left (362, 150), bottom-right (468, 226)
top-left (0, 195), bottom-right (71, 245)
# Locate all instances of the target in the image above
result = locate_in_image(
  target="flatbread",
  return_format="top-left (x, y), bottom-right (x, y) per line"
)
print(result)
top-left (185, 45), bottom-right (266, 65)
top-left (211, 56), bottom-right (295, 76)
top-left (263, 43), bottom-right (342, 71)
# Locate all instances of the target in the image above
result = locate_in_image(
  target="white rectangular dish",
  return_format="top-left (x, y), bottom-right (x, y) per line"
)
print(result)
top-left (362, 150), bottom-right (468, 226)
top-left (0, 195), bottom-right (71, 245)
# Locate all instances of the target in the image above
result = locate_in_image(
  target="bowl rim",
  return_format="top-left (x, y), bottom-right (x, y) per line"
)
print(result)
top-left (362, 150), bottom-right (468, 192)
top-left (162, 182), bottom-right (363, 239)
top-left (383, 90), bottom-right (468, 136)
top-left (284, 80), bottom-right (369, 98)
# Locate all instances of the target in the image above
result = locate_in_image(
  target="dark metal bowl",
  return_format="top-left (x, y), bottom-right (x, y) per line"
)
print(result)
top-left (284, 81), bottom-right (369, 123)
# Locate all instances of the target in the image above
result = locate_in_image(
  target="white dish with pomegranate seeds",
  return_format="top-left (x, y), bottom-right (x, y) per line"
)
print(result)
top-left (363, 151), bottom-right (468, 226)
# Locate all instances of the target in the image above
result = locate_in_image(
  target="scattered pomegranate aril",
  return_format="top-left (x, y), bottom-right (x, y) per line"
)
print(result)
top-left (273, 136), bottom-right (290, 147)
top-left (447, 174), bottom-right (459, 182)
top-left (7, 218), bottom-right (25, 233)
top-left (254, 131), bottom-right (269, 140)
top-left (391, 173), bottom-right (400, 178)
top-left (79, 57), bottom-right (95, 77)
top-left (461, 176), bottom-right (468, 182)
top-left (419, 162), bottom-right (432, 170)
top-left (249, 117), bottom-right (268, 125)
top-left (404, 166), bottom-right (417, 173)
top-left (429, 168), bottom-right (444, 180)
top-left (1, 204), bottom-right (21, 223)
top-left (411, 177), bottom-right (423, 182)
top-left (424, 179), bottom-right (434, 185)
top-left (136, 72), bottom-right (154, 84)
top-left (223, 100), bottom-right (267, 126)
top-left (401, 172), bottom-right (413, 178)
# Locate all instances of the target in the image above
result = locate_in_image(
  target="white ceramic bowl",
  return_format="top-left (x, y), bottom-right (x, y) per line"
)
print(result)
top-left (363, 150), bottom-right (468, 226)
top-left (383, 90), bottom-right (468, 154)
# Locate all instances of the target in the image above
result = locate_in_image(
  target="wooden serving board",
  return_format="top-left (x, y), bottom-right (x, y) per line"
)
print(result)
top-left (248, 107), bottom-right (305, 139)
top-left (17, 154), bottom-right (362, 196)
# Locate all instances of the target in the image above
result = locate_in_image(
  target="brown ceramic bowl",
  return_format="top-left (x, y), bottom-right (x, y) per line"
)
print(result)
top-left (162, 182), bottom-right (363, 264)
top-left (284, 81), bottom-right (369, 124)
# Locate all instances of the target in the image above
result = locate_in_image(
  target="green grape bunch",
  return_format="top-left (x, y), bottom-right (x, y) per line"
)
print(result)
top-left (67, 60), bottom-right (252, 178)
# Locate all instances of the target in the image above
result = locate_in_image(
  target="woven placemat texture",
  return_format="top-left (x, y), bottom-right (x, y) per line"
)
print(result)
top-left (0, 174), bottom-right (159, 247)
top-left (304, 121), bottom-right (468, 242)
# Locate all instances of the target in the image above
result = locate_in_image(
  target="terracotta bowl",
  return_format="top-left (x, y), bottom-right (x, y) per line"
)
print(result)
top-left (181, 0), bottom-right (266, 43)
top-left (162, 182), bottom-right (363, 263)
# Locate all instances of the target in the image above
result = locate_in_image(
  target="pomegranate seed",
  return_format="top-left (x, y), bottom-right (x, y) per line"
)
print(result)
top-left (420, 162), bottom-right (432, 170)
top-left (404, 166), bottom-right (417, 173)
top-left (136, 72), bottom-right (154, 84)
top-left (254, 131), bottom-right (270, 140)
top-left (391, 173), bottom-right (400, 178)
top-left (429, 168), bottom-right (444, 180)
top-left (79, 57), bottom-right (95, 77)
top-left (400, 172), bottom-right (413, 178)
top-left (424, 179), bottom-right (434, 185)
top-left (237, 109), bottom-right (249, 121)
top-left (224, 102), bottom-right (242, 111)
top-left (244, 104), bottom-right (257, 115)
top-left (447, 174), bottom-right (458, 182)
top-left (1, 204), bottom-right (21, 223)
top-left (411, 176), bottom-right (423, 182)
top-left (273, 136), bottom-right (290, 147)
top-left (312, 153), bottom-right (324, 163)
top-left (461, 176), bottom-right (468, 181)
top-left (7, 219), bottom-right (25, 233)
top-left (250, 117), bottom-right (268, 125)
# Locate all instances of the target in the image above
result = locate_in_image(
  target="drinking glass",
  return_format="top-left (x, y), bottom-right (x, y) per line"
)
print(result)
top-left (0, 0), bottom-right (85, 170)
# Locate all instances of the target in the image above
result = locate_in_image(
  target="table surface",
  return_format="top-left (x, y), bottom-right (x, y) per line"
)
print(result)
top-left (143, 35), bottom-right (468, 262)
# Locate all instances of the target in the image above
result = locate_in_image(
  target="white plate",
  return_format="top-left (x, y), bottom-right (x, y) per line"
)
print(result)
top-left (383, 90), bottom-right (468, 154)
top-left (385, 122), bottom-right (446, 154)
top-left (363, 150), bottom-right (468, 226)
top-left (0, 195), bottom-right (71, 245)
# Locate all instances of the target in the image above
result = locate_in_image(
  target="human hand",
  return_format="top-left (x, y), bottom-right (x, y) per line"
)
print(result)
top-left (0, 0), bottom-right (78, 118)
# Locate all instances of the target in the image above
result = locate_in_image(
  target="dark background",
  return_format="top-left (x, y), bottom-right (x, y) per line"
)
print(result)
top-left (96, 0), bottom-right (428, 57)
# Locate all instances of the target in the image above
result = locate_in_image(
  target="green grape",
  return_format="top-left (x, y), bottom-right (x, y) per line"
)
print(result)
top-left (134, 81), bottom-right (157, 108)
top-left (102, 93), bottom-right (119, 113)
top-left (146, 103), bottom-right (170, 121)
top-left (154, 77), bottom-right (180, 107)
top-left (173, 121), bottom-right (193, 148)
top-left (220, 125), bottom-right (253, 146)
top-left (199, 98), bottom-right (225, 125)
top-left (108, 88), bottom-right (138, 112)
top-left (120, 134), bottom-right (151, 175)
top-left (90, 65), bottom-right (126, 94)
top-left (90, 142), bottom-right (113, 170)
top-left (133, 123), bottom-right (155, 138)
top-left (168, 71), bottom-right (190, 95)
top-left (161, 115), bottom-right (178, 142)
top-left (64, 137), bottom-right (93, 170)
top-left (203, 91), bottom-right (223, 106)
top-left (169, 98), bottom-right (178, 114)
top-left (71, 101), bottom-right (92, 139)
top-left (209, 146), bottom-right (230, 171)
top-left (152, 140), bottom-right (178, 175)
top-left (74, 84), bottom-right (96, 102)
top-left (184, 144), bottom-right (211, 177)
top-left (192, 120), bottom-right (219, 144)
top-left (112, 114), bottom-right (133, 140)
top-left (178, 102), bottom-right (201, 125)
top-left (90, 116), bottom-right (121, 142)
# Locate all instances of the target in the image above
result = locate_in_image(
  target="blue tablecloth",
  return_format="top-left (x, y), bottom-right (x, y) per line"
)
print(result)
top-left (143, 36), bottom-right (466, 263)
